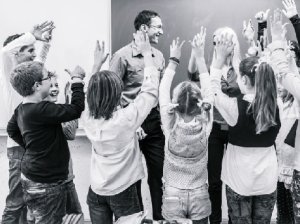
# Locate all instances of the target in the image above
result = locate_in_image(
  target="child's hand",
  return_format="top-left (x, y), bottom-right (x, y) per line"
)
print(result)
top-left (92, 40), bottom-right (109, 74)
top-left (242, 19), bottom-right (255, 45)
top-left (282, 0), bottom-right (298, 19)
top-left (191, 26), bottom-right (206, 59)
top-left (255, 9), bottom-right (270, 23)
top-left (65, 66), bottom-right (86, 80)
top-left (136, 127), bottom-right (147, 140)
top-left (270, 9), bottom-right (288, 42)
top-left (133, 31), bottom-right (151, 56)
top-left (212, 33), bottom-right (235, 69)
top-left (170, 37), bottom-right (185, 60)
top-left (31, 21), bottom-right (55, 42)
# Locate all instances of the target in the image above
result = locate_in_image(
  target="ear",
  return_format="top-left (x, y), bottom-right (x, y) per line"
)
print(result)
top-left (32, 82), bottom-right (40, 92)
top-left (140, 24), bottom-right (148, 33)
top-left (243, 75), bottom-right (250, 85)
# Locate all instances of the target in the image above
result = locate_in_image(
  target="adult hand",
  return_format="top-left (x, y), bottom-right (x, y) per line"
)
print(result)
top-left (282, 0), bottom-right (298, 19)
top-left (31, 21), bottom-right (55, 41)
top-left (133, 31), bottom-right (151, 56)
top-left (191, 26), bottom-right (206, 59)
top-left (270, 9), bottom-right (288, 42)
top-left (92, 40), bottom-right (109, 73)
top-left (242, 19), bottom-right (255, 45)
top-left (255, 9), bottom-right (270, 23)
top-left (170, 37), bottom-right (185, 60)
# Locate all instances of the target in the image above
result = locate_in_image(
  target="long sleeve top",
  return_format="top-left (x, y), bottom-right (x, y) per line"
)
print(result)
top-left (7, 83), bottom-right (84, 183)
top-left (159, 68), bottom-right (213, 189)
top-left (82, 66), bottom-right (160, 196)
top-left (269, 40), bottom-right (300, 171)
top-left (210, 67), bottom-right (278, 196)
top-left (1, 33), bottom-right (36, 147)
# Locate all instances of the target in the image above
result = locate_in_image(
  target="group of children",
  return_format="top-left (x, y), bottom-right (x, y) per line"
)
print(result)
top-left (2, 0), bottom-right (300, 224)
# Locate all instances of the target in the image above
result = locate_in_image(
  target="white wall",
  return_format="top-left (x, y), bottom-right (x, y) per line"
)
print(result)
top-left (0, 0), bottom-right (111, 220)
top-left (0, 0), bottom-right (111, 128)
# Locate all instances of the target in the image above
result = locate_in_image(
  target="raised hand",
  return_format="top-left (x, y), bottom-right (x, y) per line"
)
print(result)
top-left (92, 40), bottom-right (109, 74)
top-left (31, 21), bottom-right (55, 41)
top-left (255, 9), bottom-right (271, 23)
top-left (213, 33), bottom-right (235, 69)
top-left (133, 30), bottom-right (151, 56)
top-left (270, 9), bottom-right (288, 42)
top-left (65, 66), bottom-right (86, 81)
top-left (191, 26), bottom-right (206, 58)
top-left (170, 37), bottom-right (185, 60)
top-left (282, 0), bottom-right (298, 19)
top-left (243, 19), bottom-right (255, 45)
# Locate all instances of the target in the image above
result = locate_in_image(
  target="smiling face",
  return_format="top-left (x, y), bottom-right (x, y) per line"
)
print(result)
top-left (146, 16), bottom-right (163, 44)
top-left (44, 76), bottom-right (59, 102)
top-left (16, 44), bottom-right (36, 64)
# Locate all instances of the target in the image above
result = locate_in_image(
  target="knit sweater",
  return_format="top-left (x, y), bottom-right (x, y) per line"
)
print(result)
top-left (159, 68), bottom-right (213, 190)
top-left (164, 116), bottom-right (209, 189)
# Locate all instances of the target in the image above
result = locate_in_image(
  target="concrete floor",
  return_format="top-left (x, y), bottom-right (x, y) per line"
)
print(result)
top-left (0, 135), bottom-right (277, 222)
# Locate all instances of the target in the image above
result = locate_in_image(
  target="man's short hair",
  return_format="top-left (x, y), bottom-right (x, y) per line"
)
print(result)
top-left (134, 10), bottom-right (159, 31)
top-left (3, 33), bottom-right (24, 47)
top-left (10, 61), bottom-right (44, 97)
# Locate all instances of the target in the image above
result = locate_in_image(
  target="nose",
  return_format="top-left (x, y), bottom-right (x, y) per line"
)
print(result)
top-left (159, 28), bottom-right (163, 35)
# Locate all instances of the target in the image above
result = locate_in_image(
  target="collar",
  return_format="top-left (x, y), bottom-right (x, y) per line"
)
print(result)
top-left (131, 40), bottom-right (155, 57)
top-left (243, 93), bottom-right (255, 102)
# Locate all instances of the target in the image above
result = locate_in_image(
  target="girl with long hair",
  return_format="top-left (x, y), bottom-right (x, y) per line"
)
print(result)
top-left (81, 34), bottom-right (160, 224)
top-left (210, 33), bottom-right (281, 223)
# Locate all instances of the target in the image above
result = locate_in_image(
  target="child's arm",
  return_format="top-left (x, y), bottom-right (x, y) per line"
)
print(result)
top-left (62, 120), bottom-right (78, 140)
top-left (39, 67), bottom-right (85, 124)
top-left (282, 0), bottom-right (300, 44)
top-left (7, 110), bottom-right (25, 148)
top-left (269, 9), bottom-right (300, 101)
top-left (159, 38), bottom-right (185, 133)
top-left (210, 35), bottom-right (238, 126)
top-left (122, 31), bottom-right (162, 130)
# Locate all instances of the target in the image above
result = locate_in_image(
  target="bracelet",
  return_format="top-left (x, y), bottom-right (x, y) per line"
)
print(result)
top-left (169, 57), bottom-right (180, 64)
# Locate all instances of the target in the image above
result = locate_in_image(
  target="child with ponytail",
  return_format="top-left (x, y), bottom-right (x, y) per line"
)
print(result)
top-left (160, 28), bottom-right (213, 224)
top-left (210, 33), bottom-right (281, 223)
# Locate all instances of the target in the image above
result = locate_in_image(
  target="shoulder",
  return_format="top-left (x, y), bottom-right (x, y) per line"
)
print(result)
top-left (111, 43), bottom-right (132, 59)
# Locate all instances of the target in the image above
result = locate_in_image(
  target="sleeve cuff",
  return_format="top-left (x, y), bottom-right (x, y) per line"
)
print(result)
top-left (290, 14), bottom-right (300, 24)
top-left (210, 67), bottom-right (223, 80)
top-left (267, 41), bottom-right (287, 52)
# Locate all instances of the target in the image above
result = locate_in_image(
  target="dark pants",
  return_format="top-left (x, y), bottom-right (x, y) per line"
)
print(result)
top-left (139, 108), bottom-right (165, 220)
top-left (2, 146), bottom-right (27, 224)
top-left (291, 170), bottom-right (300, 223)
top-left (226, 186), bottom-right (276, 224)
top-left (21, 175), bottom-right (67, 224)
top-left (207, 123), bottom-right (228, 224)
top-left (277, 181), bottom-right (294, 224)
top-left (86, 182), bottom-right (141, 224)
top-left (65, 180), bottom-right (82, 214)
